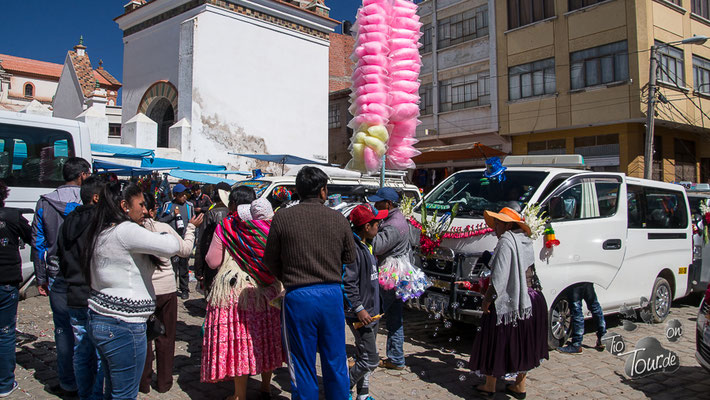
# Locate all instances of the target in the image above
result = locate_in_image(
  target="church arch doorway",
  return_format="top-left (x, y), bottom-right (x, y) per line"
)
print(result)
top-left (137, 81), bottom-right (178, 148)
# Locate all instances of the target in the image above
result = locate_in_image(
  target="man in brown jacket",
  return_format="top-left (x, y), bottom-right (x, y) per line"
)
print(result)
top-left (264, 166), bottom-right (355, 400)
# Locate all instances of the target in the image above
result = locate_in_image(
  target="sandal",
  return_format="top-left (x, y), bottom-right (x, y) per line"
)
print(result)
top-left (473, 386), bottom-right (495, 398)
top-left (505, 384), bottom-right (526, 399)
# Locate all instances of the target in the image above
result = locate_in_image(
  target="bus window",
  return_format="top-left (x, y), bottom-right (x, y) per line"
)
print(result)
top-left (0, 123), bottom-right (75, 188)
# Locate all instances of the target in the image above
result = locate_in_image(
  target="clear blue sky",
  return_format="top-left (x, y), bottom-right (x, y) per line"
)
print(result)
top-left (0, 0), bottom-right (361, 85)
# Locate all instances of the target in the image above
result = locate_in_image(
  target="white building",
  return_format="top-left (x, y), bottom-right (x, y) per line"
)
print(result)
top-left (0, 54), bottom-right (63, 112)
top-left (116, 0), bottom-right (338, 170)
top-left (415, 0), bottom-right (505, 189)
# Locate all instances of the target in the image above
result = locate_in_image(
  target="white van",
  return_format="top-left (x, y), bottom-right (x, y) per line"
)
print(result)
top-left (410, 155), bottom-right (692, 348)
top-left (235, 166), bottom-right (422, 212)
top-left (0, 110), bottom-right (92, 297)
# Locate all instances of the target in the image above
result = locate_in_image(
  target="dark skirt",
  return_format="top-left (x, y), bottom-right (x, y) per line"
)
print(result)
top-left (469, 288), bottom-right (549, 378)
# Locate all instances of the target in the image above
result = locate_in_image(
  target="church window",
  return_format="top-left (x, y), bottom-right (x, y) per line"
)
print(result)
top-left (24, 83), bottom-right (34, 98)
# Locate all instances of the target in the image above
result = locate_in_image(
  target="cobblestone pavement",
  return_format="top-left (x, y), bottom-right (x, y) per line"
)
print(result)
top-left (7, 284), bottom-right (710, 399)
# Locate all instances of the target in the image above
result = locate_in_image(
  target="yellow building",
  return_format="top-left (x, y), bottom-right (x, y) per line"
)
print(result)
top-left (496, 0), bottom-right (710, 182)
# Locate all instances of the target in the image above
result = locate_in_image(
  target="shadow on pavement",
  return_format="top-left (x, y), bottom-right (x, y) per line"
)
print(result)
top-left (617, 366), bottom-right (710, 399)
top-left (15, 339), bottom-right (62, 397)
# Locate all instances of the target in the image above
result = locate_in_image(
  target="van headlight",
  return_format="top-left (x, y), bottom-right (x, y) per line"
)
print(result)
top-left (694, 245), bottom-right (703, 262)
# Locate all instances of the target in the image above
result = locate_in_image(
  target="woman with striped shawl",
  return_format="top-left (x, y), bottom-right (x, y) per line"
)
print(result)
top-left (201, 187), bottom-right (283, 400)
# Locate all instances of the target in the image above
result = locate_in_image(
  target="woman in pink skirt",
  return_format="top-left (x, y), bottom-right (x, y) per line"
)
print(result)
top-left (202, 187), bottom-right (283, 400)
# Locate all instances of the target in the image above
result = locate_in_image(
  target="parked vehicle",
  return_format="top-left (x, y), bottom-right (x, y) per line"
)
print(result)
top-left (409, 155), bottom-right (693, 348)
top-left (688, 192), bottom-right (710, 293)
top-left (0, 110), bottom-right (92, 298)
top-left (235, 165), bottom-right (422, 213)
top-left (697, 283), bottom-right (710, 373)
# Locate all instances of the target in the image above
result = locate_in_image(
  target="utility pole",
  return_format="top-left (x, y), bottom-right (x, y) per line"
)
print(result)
top-left (644, 46), bottom-right (657, 180)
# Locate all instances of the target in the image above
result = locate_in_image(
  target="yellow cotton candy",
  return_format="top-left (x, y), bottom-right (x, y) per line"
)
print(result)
top-left (367, 125), bottom-right (389, 143)
top-left (364, 135), bottom-right (386, 157)
top-left (354, 131), bottom-right (368, 144)
top-left (352, 143), bottom-right (365, 160)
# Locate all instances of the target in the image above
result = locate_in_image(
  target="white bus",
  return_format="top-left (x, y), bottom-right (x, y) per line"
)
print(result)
top-left (410, 156), bottom-right (692, 348)
top-left (0, 110), bottom-right (92, 297)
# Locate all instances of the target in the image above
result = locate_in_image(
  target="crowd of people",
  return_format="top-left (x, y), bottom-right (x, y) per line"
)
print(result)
top-left (0, 160), bottom-right (570, 400)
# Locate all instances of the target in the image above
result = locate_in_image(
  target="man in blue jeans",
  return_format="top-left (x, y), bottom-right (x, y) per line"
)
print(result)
top-left (557, 282), bottom-right (607, 354)
top-left (32, 157), bottom-right (90, 396)
top-left (372, 187), bottom-right (418, 370)
top-left (58, 176), bottom-right (105, 400)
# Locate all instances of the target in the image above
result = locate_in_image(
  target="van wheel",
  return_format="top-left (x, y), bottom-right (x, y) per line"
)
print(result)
top-left (548, 295), bottom-right (571, 349)
top-left (650, 277), bottom-right (671, 323)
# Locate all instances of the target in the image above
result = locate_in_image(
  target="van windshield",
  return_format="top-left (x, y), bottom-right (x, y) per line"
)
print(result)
top-left (422, 170), bottom-right (548, 217)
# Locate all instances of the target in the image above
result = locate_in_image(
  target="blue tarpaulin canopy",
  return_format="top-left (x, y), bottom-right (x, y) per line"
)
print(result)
top-left (168, 169), bottom-right (238, 185)
top-left (228, 153), bottom-right (330, 166)
top-left (141, 157), bottom-right (226, 171)
top-left (93, 159), bottom-right (161, 176)
top-left (91, 144), bottom-right (155, 159)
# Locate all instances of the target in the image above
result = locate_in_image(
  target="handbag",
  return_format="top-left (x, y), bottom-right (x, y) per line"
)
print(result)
top-left (146, 313), bottom-right (165, 341)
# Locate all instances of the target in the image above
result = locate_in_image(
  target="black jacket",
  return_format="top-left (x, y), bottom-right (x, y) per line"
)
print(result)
top-left (57, 205), bottom-right (95, 308)
top-left (0, 207), bottom-right (32, 285)
top-left (343, 234), bottom-right (380, 326)
top-left (194, 205), bottom-right (229, 290)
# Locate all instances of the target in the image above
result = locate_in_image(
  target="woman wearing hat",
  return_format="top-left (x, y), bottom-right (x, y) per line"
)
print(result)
top-left (462, 207), bottom-right (549, 399)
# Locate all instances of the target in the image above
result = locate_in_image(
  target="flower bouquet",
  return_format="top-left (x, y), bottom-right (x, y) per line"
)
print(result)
top-left (701, 199), bottom-right (710, 244)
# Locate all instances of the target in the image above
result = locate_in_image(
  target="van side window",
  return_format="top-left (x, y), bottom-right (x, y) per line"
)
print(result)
top-left (627, 185), bottom-right (644, 228)
top-left (548, 180), bottom-right (620, 221)
top-left (644, 188), bottom-right (687, 229)
top-left (0, 123), bottom-right (75, 188)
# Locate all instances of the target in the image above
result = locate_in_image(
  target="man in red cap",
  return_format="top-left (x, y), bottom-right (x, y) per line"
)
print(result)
top-left (344, 204), bottom-right (387, 400)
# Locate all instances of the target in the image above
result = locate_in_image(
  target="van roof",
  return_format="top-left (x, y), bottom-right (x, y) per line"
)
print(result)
top-left (0, 109), bottom-right (84, 129)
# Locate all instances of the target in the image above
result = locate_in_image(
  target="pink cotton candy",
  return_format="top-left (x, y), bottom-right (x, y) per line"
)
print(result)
top-left (388, 38), bottom-right (419, 51)
top-left (358, 24), bottom-right (389, 34)
top-left (390, 70), bottom-right (419, 81)
top-left (360, 55), bottom-right (389, 66)
top-left (357, 103), bottom-right (392, 118)
top-left (361, 4), bottom-right (386, 16)
top-left (390, 103), bottom-right (420, 121)
top-left (391, 119), bottom-right (421, 137)
top-left (355, 42), bottom-right (390, 58)
top-left (388, 135), bottom-right (418, 147)
top-left (391, 80), bottom-right (420, 93)
top-left (357, 13), bottom-right (387, 25)
top-left (391, 6), bottom-right (417, 18)
top-left (389, 91), bottom-right (419, 105)
top-left (353, 73), bottom-right (390, 87)
top-left (390, 48), bottom-right (420, 61)
top-left (353, 65), bottom-right (387, 79)
top-left (363, 0), bottom-right (388, 6)
top-left (390, 17), bottom-right (422, 31)
top-left (355, 92), bottom-right (389, 106)
top-left (357, 32), bottom-right (389, 46)
top-left (351, 114), bottom-right (387, 128)
top-left (386, 154), bottom-right (416, 170)
top-left (355, 84), bottom-right (387, 97)
top-left (394, 0), bottom-right (418, 10)
top-left (363, 146), bottom-right (381, 172)
top-left (390, 59), bottom-right (420, 70)
top-left (388, 145), bottom-right (421, 159)
top-left (390, 28), bottom-right (420, 40)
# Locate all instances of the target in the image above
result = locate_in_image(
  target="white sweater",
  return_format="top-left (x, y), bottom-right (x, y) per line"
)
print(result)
top-left (88, 221), bottom-right (180, 323)
top-left (143, 219), bottom-right (196, 295)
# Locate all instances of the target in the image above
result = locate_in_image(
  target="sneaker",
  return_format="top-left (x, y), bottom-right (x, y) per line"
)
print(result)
top-left (47, 383), bottom-right (78, 397)
top-left (595, 338), bottom-right (606, 352)
top-left (556, 345), bottom-right (583, 355)
top-left (181, 291), bottom-right (189, 300)
top-left (0, 381), bottom-right (18, 398)
top-left (378, 359), bottom-right (405, 370)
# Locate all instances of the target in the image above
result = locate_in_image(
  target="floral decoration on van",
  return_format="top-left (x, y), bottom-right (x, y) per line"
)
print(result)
top-left (700, 199), bottom-right (710, 244)
top-left (521, 203), bottom-right (548, 240)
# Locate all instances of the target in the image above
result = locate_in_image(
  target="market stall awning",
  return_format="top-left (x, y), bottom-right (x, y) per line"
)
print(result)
top-left (228, 153), bottom-right (330, 166)
top-left (168, 169), bottom-right (238, 185)
top-left (93, 159), bottom-right (160, 176)
top-left (141, 157), bottom-right (226, 171)
top-left (91, 144), bottom-right (155, 159)
top-left (412, 143), bottom-right (506, 164)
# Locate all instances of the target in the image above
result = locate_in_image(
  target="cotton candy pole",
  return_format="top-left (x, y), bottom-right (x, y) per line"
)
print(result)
top-left (346, 0), bottom-right (422, 173)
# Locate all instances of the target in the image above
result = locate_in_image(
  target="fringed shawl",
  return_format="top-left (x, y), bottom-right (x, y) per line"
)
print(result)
top-left (214, 214), bottom-right (276, 287)
top-left (490, 230), bottom-right (534, 326)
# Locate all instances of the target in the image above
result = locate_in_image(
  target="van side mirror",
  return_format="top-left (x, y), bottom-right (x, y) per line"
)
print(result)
top-left (547, 196), bottom-right (566, 220)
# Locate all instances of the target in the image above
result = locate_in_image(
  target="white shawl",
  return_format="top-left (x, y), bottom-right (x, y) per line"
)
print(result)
top-left (489, 230), bottom-right (534, 326)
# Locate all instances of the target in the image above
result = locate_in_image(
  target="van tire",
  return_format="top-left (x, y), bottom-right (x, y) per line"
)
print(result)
top-left (548, 294), bottom-right (571, 349)
top-left (650, 277), bottom-right (672, 323)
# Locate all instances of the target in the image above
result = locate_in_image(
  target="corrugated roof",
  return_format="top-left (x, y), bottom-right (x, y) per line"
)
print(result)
top-left (0, 54), bottom-right (63, 80)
